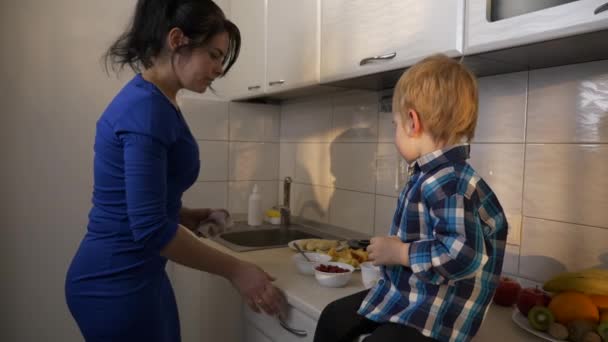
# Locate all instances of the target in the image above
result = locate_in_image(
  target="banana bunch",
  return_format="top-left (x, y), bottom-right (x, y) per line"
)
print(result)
top-left (543, 268), bottom-right (608, 296)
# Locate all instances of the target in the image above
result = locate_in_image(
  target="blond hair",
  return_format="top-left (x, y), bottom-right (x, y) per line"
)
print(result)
top-left (392, 54), bottom-right (478, 145)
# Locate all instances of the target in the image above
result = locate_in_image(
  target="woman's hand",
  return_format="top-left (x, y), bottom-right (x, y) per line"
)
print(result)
top-left (179, 207), bottom-right (232, 232)
top-left (367, 236), bottom-right (410, 267)
top-left (229, 261), bottom-right (286, 317)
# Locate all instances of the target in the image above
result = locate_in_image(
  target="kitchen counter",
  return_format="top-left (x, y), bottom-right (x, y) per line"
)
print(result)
top-left (201, 238), bottom-right (544, 341)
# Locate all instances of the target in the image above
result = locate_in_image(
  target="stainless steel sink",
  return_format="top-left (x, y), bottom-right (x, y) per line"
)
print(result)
top-left (212, 221), bottom-right (340, 252)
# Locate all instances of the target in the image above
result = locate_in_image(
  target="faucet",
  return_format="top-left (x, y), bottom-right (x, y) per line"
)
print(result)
top-left (275, 177), bottom-right (292, 229)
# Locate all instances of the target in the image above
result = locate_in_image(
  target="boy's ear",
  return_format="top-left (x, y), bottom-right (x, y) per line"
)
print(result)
top-left (407, 109), bottom-right (423, 137)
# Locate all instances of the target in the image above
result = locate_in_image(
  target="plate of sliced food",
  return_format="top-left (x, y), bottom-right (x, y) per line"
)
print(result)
top-left (288, 239), bottom-right (369, 269)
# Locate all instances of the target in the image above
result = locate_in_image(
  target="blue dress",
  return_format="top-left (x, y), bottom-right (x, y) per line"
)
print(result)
top-left (65, 74), bottom-right (200, 341)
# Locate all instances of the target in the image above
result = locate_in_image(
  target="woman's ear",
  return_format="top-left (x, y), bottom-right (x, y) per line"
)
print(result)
top-left (407, 109), bottom-right (423, 137)
top-left (167, 27), bottom-right (188, 51)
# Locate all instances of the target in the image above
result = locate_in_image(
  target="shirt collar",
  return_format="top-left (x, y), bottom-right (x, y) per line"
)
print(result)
top-left (409, 144), bottom-right (470, 175)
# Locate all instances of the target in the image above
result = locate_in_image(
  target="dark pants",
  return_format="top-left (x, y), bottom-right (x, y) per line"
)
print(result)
top-left (314, 290), bottom-right (438, 342)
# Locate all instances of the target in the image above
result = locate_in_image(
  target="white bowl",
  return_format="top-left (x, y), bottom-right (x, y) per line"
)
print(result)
top-left (292, 252), bottom-right (332, 275)
top-left (313, 261), bottom-right (355, 288)
top-left (360, 262), bottom-right (381, 289)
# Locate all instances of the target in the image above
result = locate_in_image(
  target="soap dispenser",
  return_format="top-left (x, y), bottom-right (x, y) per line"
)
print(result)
top-left (247, 184), bottom-right (262, 226)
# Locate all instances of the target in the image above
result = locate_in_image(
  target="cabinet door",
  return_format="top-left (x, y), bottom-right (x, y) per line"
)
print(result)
top-left (244, 321), bottom-right (274, 342)
top-left (244, 304), bottom-right (316, 342)
top-left (466, 0), bottom-right (608, 54)
top-left (221, 0), bottom-right (266, 100)
top-left (321, 0), bottom-right (465, 83)
top-left (266, 0), bottom-right (320, 93)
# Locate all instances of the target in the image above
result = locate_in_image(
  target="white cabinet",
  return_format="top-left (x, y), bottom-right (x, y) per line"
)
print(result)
top-left (220, 0), bottom-right (266, 100)
top-left (223, 0), bottom-right (320, 99)
top-left (243, 303), bottom-right (317, 342)
top-left (321, 0), bottom-right (465, 83)
top-left (466, 0), bottom-right (608, 54)
top-left (244, 321), bottom-right (274, 342)
top-left (266, 0), bottom-right (320, 94)
top-left (168, 262), bottom-right (244, 342)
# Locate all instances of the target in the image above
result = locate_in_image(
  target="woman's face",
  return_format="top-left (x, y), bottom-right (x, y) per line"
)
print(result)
top-left (175, 32), bottom-right (229, 93)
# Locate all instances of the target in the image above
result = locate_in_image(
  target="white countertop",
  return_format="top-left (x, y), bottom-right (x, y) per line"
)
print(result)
top-left (202, 238), bottom-right (543, 341)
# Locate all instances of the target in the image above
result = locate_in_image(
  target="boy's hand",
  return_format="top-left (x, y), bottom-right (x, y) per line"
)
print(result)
top-left (368, 236), bottom-right (410, 267)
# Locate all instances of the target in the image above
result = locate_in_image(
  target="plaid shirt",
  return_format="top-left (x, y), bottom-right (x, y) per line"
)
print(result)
top-left (358, 144), bottom-right (508, 342)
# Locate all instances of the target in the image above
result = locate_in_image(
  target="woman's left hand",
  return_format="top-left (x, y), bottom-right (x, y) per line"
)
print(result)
top-left (367, 236), bottom-right (410, 267)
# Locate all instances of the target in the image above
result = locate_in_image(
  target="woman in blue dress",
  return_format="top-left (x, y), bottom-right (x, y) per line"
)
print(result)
top-left (65, 1), bottom-right (285, 340)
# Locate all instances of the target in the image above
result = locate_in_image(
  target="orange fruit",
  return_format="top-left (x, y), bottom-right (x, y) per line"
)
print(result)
top-left (548, 291), bottom-right (599, 324)
top-left (589, 295), bottom-right (608, 310)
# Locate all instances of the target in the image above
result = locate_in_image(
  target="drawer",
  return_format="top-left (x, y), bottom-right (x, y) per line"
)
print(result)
top-left (243, 304), bottom-right (317, 342)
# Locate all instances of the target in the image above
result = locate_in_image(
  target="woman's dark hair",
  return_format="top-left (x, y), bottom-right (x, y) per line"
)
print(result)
top-left (104, 0), bottom-right (240, 76)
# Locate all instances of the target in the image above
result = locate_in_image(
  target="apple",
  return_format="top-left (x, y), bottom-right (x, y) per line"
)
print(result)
top-left (493, 277), bottom-right (522, 306)
top-left (517, 287), bottom-right (551, 316)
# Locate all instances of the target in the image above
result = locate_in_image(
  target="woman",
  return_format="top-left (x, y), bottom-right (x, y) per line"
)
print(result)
top-left (65, 1), bottom-right (285, 341)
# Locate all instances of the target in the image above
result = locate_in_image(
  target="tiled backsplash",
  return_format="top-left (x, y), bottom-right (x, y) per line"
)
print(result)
top-left (180, 59), bottom-right (608, 284)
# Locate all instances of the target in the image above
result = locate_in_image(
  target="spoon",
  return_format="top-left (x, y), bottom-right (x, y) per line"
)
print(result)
top-left (294, 242), bottom-right (312, 262)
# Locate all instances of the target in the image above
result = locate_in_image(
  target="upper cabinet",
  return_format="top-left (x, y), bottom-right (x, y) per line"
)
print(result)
top-left (466, 0), bottom-right (608, 54)
top-left (220, 0), bottom-right (267, 100)
top-left (222, 0), bottom-right (320, 100)
top-left (320, 0), bottom-right (465, 84)
top-left (266, 0), bottom-right (320, 93)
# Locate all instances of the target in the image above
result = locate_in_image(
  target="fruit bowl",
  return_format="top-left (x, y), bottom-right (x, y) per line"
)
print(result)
top-left (511, 310), bottom-right (562, 342)
top-left (313, 262), bottom-right (355, 288)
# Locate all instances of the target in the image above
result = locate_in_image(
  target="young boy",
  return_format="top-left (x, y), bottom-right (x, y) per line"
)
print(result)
top-left (313, 54), bottom-right (508, 342)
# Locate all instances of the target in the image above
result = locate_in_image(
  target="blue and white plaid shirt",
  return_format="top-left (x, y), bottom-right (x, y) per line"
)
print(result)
top-left (358, 144), bottom-right (508, 342)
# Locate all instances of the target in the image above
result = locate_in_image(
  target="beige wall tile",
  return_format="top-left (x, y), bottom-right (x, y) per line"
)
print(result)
top-left (180, 98), bottom-right (229, 140)
top-left (469, 143), bottom-right (525, 244)
top-left (376, 143), bottom-right (406, 197)
top-left (229, 142), bottom-right (279, 181)
top-left (374, 195), bottom-right (398, 237)
top-left (524, 144), bottom-right (608, 228)
top-left (332, 90), bottom-right (379, 143)
top-left (330, 143), bottom-right (377, 193)
top-left (475, 72), bottom-right (528, 143)
top-left (182, 182), bottom-right (228, 209)
top-left (228, 181), bottom-right (278, 215)
top-left (280, 98), bottom-right (333, 142)
top-left (229, 102), bottom-right (280, 142)
top-left (329, 189), bottom-right (375, 235)
top-left (292, 183), bottom-right (333, 224)
top-left (519, 217), bottom-right (608, 282)
top-left (503, 244), bottom-right (521, 276)
top-left (294, 143), bottom-right (331, 186)
top-left (279, 143), bottom-right (297, 180)
top-left (197, 141), bottom-right (228, 181)
top-left (528, 60), bottom-right (608, 143)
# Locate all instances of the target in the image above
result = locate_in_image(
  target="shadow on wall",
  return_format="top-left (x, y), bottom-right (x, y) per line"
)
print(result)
top-left (291, 126), bottom-right (379, 230)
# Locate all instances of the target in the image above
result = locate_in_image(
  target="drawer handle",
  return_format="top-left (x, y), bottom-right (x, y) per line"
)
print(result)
top-left (595, 2), bottom-right (608, 14)
top-left (269, 80), bottom-right (285, 86)
top-left (248, 85), bottom-right (261, 91)
top-left (278, 317), bottom-right (308, 338)
top-left (360, 52), bottom-right (397, 66)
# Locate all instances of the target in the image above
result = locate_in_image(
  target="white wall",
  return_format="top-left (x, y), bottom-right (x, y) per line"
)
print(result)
top-left (0, 1), bottom-right (138, 341)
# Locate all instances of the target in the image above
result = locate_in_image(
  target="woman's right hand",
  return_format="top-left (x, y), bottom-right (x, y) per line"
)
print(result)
top-left (229, 261), bottom-right (286, 317)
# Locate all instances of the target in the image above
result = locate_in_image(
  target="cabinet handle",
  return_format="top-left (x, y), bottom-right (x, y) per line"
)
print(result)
top-left (247, 85), bottom-right (261, 91)
top-left (278, 317), bottom-right (308, 338)
top-left (595, 2), bottom-right (608, 14)
top-left (360, 52), bottom-right (397, 66)
top-left (268, 80), bottom-right (285, 86)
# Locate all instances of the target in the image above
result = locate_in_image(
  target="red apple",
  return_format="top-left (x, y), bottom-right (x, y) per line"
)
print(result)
top-left (517, 287), bottom-right (550, 316)
top-left (493, 277), bottom-right (522, 306)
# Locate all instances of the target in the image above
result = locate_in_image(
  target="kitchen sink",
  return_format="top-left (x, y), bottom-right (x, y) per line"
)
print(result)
top-left (212, 221), bottom-right (339, 252)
